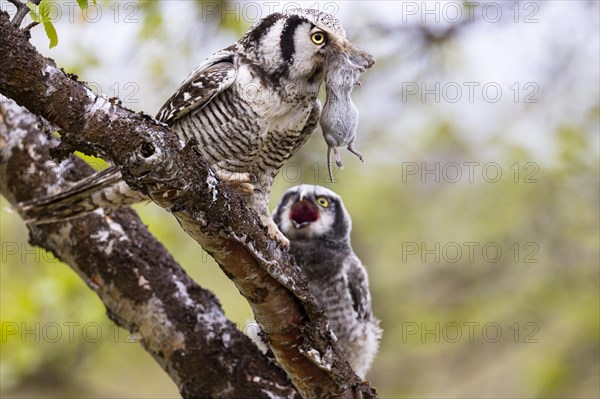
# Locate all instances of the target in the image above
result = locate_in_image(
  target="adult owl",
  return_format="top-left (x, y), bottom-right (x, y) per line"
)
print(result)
top-left (272, 184), bottom-right (382, 378)
top-left (17, 9), bottom-right (374, 246)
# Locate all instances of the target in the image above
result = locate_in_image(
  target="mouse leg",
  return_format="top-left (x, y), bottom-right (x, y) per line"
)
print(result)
top-left (335, 147), bottom-right (344, 168)
top-left (347, 142), bottom-right (365, 163)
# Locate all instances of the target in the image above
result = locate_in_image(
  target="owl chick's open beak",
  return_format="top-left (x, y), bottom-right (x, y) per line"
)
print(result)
top-left (290, 199), bottom-right (320, 228)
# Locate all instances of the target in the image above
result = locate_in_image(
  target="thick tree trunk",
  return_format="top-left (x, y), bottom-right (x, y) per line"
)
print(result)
top-left (0, 10), bottom-right (377, 399)
top-left (0, 100), bottom-right (298, 398)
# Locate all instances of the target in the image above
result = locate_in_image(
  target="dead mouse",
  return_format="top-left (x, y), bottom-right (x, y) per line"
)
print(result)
top-left (320, 49), bottom-right (374, 182)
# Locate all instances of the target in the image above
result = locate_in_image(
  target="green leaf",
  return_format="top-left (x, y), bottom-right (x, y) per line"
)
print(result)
top-left (77, 0), bottom-right (88, 9)
top-left (26, 1), bottom-right (42, 23)
top-left (25, 1), bottom-right (37, 12)
top-left (43, 21), bottom-right (58, 48)
top-left (27, 0), bottom-right (59, 48)
top-left (39, 0), bottom-right (51, 21)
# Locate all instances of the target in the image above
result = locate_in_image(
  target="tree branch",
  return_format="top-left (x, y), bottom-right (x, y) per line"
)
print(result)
top-left (9, 0), bottom-right (39, 27)
top-left (0, 100), bottom-right (298, 398)
top-left (0, 11), bottom-right (377, 398)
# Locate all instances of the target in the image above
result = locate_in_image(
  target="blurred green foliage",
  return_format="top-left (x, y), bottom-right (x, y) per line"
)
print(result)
top-left (3, 117), bottom-right (596, 398)
top-left (1, 1), bottom-right (599, 398)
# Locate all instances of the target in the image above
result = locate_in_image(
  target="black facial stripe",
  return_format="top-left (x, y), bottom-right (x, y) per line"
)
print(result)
top-left (330, 198), bottom-right (348, 236)
top-left (280, 15), bottom-right (305, 64)
top-left (273, 191), bottom-right (297, 227)
top-left (246, 13), bottom-right (282, 44)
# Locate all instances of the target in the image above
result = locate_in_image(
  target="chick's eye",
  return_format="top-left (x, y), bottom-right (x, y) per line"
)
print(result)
top-left (316, 197), bottom-right (329, 207)
top-left (311, 31), bottom-right (326, 45)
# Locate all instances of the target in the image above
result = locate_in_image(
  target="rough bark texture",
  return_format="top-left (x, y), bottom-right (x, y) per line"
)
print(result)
top-left (0, 100), bottom-right (298, 398)
top-left (0, 10), bottom-right (377, 399)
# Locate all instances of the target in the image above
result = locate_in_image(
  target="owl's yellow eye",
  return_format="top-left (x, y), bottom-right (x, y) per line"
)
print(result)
top-left (316, 197), bottom-right (329, 207)
top-left (311, 31), bottom-right (326, 45)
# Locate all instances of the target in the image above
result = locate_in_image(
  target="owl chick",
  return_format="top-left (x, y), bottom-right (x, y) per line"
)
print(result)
top-left (320, 51), bottom-right (372, 182)
top-left (272, 184), bottom-right (381, 378)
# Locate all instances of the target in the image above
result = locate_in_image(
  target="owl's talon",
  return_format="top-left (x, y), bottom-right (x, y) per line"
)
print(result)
top-left (215, 169), bottom-right (255, 184)
top-left (274, 229), bottom-right (290, 248)
top-left (237, 183), bottom-right (256, 194)
top-left (261, 215), bottom-right (289, 247)
top-left (214, 169), bottom-right (258, 193)
top-left (270, 224), bottom-right (290, 248)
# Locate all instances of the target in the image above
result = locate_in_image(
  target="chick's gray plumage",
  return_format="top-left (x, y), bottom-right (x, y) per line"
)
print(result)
top-left (15, 9), bottom-right (374, 246)
top-left (273, 184), bottom-right (381, 378)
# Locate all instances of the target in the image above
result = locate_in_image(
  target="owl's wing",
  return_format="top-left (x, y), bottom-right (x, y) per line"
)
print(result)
top-left (156, 47), bottom-right (237, 124)
top-left (346, 255), bottom-right (373, 321)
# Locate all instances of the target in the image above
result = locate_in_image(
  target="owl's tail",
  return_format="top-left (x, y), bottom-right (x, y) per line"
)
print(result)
top-left (13, 166), bottom-right (146, 224)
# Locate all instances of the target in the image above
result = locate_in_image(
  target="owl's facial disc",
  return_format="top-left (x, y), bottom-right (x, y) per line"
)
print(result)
top-left (290, 200), bottom-right (320, 228)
